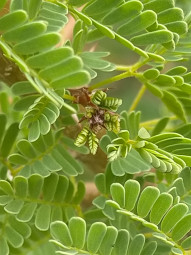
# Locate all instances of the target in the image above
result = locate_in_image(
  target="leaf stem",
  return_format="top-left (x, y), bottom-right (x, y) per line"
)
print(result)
top-left (140, 116), bottom-right (177, 127)
top-left (89, 70), bottom-right (133, 91)
top-left (129, 85), bottom-right (147, 112)
top-left (63, 94), bottom-right (75, 101)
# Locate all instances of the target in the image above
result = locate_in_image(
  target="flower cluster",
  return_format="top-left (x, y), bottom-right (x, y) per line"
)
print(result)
top-left (71, 89), bottom-right (122, 154)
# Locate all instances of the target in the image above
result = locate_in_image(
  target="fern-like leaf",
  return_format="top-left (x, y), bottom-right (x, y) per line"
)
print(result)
top-left (50, 217), bottom-right (157, 255)
top-left (91, 90), bottom-right (122, 111)
top-left (88, 130), bottom-right (99, 155)
top-left (8, 130), bottom-right (84, 177)
top-left (0, 173), bottom-right (85, 231)
top-left (95, 180), bottom-right (191, 254)
top-left (0, 8), bottom-right (90, 113)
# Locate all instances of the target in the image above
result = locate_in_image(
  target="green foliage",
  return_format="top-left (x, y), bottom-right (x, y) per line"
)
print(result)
top-left (1, 0), bottom-right (191, 254)
top-left (91, 90), bottom-right (122, 112)
top-left (75, 126), bottom-right (99, 155)
top-left (50, 217), bottom-right (158, 255)
top-left (94, 179), bottom-right (191, 253)
top-left (74, 89), bottom-right (122, 154)
top-left (0, 173), bottom-right (84, 228)
top-left (8, 129), bottom-right (84, 177)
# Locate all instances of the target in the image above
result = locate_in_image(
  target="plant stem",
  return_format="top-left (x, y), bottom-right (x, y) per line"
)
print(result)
top-left (129, 84), bottom-right (146, 112)
top-left (63, 94), bottom-right (75, 101)
top-left (116, 65), bottom-right (133, 71)
top-left (140, 116), bottom-right (177, 127)
top-left (89, 70), bottom-right (133, 91)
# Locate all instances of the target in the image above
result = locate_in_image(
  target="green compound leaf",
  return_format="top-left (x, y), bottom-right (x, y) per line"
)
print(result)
top-left (107, 119), bottom-right (190, 173)
top-left (94, 180), bottom-right (191, 251)
top-left (0, 7), bottom-right (90, 113)
top-left (0, 214), bottom-right (32, 254)
top-left (50, 218), bottom-right (156, 255)
top-left (1, 1), bottom-right (191, 253)
top-left (9, 130), bottom-right (84, 177)
top-left (19, 96), bottom-right (60, 142)
top-left (0, 174), bottom-right (85, 231)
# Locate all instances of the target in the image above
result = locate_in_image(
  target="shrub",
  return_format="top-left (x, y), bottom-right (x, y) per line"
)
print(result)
top-left (0, 0), bottom-right (191, 254)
